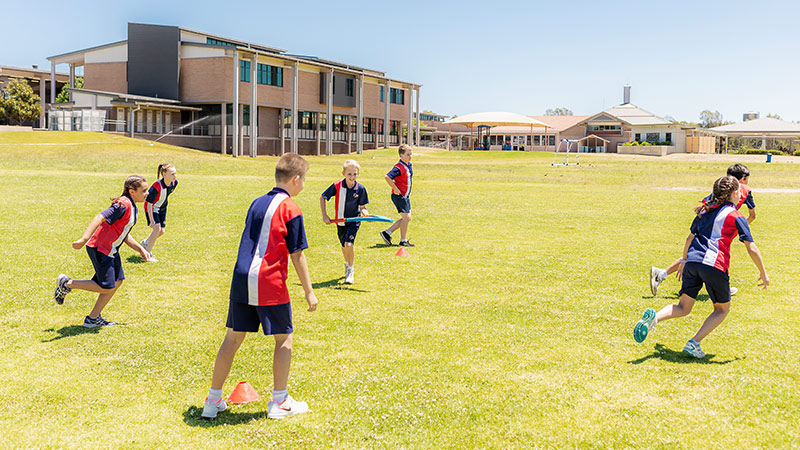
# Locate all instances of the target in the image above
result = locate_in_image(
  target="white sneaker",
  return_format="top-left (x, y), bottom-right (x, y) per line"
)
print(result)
top-left (682, 339), bottom-right (706, 359)
top-left (730, 286), bottom-right (738, 296)
top-left (147, 252), bottom-right (158, 263)
top-left (201, 397), bottom-right (227, 419)
top-left (140, 239), bottom-right (148, 250)
top-left (345, 265), bottom-right (354, 284)
top-left (649, 266), bottom-right (663, 296)
top-left (267, 395), bottom-right (309, 419)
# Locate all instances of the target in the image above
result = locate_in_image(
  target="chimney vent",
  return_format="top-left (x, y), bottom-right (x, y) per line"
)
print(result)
top-left (623, 85), bottom-right (631, 104)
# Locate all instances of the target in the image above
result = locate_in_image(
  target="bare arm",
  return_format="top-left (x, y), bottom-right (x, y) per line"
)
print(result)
top-left (290, 250), bottom-right (318, 311)
top-left (385, 175), bottom-right (400, 195)
top-left (319, 196), bottom-right (331, 224)
top-left (748, 208), bottom-right (756, 224)
top-left (124, 234), bottom-right (151, 261)
top-left (743, 241), bottom-right (769, 289)
top-left (676, 233), bottom-right (695, 281)
top-left (72, 214), bottom-right (105, 249)
top-left (359, 203), bottom-right (369, 216)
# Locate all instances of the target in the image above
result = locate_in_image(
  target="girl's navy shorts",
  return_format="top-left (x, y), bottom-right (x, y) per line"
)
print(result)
top-left (680, 261), bottom-right (731, 304)
top-left (146, 209), bottom-right (167, 227)
top-left (86, 245), bottom-right (124, 290)
top-left (226, 299), bottom-right (293, 335)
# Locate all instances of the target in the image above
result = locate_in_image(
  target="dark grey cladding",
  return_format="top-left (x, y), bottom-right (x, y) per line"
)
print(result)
top-left (127, 23), bottom-right (180, 100)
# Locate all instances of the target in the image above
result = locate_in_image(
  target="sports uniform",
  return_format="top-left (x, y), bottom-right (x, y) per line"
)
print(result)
top-left (387, 160), bottom-right (412, 213)
top-left (85, 196), bottom-right (137, 289)
top-left (321, 179), bottom-right (369, 246)
top-left (144, 179), bottom-right (178, 227)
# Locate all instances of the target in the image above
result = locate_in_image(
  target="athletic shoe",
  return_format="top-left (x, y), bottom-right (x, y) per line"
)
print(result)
top-left (649, 266), bottom-right (663, 296)
top-left (730, 286), bottom-right (738, 296)
top-left (83, 315), bottom-right (116, 328)
top-left (380, 231), bottom-right (392, 245)
top-left (398, 240), bottom-right (415, 247)
top-left (345, 266), bottom-right (354, 284)
top-left (54, 274), bottom-right (72, 305)
top-left (147, 252), bottom-right (158, 263)
top-left (267, 395), bottom-right (309, 419)
top-left (633, 307), bottom-right (657, 343)
top-left (140, 239), bottom-right (148, 249)
top-left (683, 339), bottom-right (706, 359)
top-left (201, 397), bottom-right (227, 419)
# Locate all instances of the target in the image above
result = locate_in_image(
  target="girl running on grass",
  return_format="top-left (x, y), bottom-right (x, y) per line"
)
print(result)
top-left (141, 163), bottom-right (178, 262)
top-left (54, 175), bottom-right (151, 328)
top-left (634, 175), bottom-right (769, 358)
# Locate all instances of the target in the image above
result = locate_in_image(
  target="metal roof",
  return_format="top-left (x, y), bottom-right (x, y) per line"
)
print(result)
top-left (711, 117), bottom-right (800, 134)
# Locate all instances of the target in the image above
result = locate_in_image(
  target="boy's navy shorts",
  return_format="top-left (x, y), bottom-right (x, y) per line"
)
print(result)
top-left (226, 299), bottom-right (293, 335)
top-left (391, 194), bottom-right (411, 213)
top-left (86, 245), bottom-right (124, 290)
top-left (146, 209), bottom-right (167, 227)
top-left (680, 262), bottom-right (731, 304)
top-left (337, 222), bottom-right (361, 246)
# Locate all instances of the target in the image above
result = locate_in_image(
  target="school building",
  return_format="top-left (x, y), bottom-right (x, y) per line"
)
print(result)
top-left (0, 65), bottom-right (69, 128)
top-left (45, 22), bottom-right (422, 156)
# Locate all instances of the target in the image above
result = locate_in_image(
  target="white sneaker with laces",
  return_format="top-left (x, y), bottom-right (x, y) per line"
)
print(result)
top-left (730, 286), bottom-right (738, 296)
top-left (201, 397), bottom-right (227, 419)
top-left (649, 266), bottom-right (663, 296)
top-left (683, 339), bottom-right (706, 359)
top-left (345, 265), bottom-right (354, 284)
top-left (147, 252), bottom-right (158, 263)
top-left (267, 395), bottom-right (309, 419)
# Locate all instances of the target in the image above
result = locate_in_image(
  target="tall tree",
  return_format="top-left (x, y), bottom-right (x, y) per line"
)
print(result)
top-left (0, 79), bottom-right (41, 125)
top-left (699, 110), bottom-right (730, 128)
top-left (545, 107), bottom-right (573, 116)
top-left (56, 77), bottom-right (83, 103)
top-left (767, 112), bottom-right (782, 120)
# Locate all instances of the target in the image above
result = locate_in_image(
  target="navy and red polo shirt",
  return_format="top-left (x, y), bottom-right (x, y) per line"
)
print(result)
top-left (230, 188), bottom-right (308, 306)
top-left (145, 179), bottom-right (178, 215)
top-left (387, 160), bottom-right (412, 197)
top-left (686, 202), bottom-right (754, 273)
top-left (321, 179), bottom-right (369, 226)
top-left (87, 196), bottom-right (137, 257)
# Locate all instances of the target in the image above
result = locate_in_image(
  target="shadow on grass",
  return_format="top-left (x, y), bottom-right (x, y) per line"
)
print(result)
top-left (182, 405), bottom-right (269, 427)
top-left (41, 325), bottom-right (101, 342)
top-left (628, 343), bottom-right (743, 365)
top-left (126, 255), bottom-right (147, 264)
top-left (367, 243), bottom-right (393, 249)
top-left (641, 293), bottom-right (710, 302)
top-left (300, 279), bottom-right (369, 293)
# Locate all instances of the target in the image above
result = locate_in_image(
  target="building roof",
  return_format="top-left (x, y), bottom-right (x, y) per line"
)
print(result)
top-left (531, 115), bottom-right (591, 132)
top-left (444, 112), bottom-right (549, 128)
top-left (0, 65), bottom-right (69, 79)
top-left (599, 103), bottom-right (671, 126)
top-left (711, 117), bottom-right (800, 134)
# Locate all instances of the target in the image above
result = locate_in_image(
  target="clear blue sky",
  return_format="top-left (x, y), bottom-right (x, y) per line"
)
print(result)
top-left (4, 0), bottom-right (799, 122)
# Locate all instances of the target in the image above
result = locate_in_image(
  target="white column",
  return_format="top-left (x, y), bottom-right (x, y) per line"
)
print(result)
top-left (250, 54), bottom-right (257, 158)
top-left (383, 81), bottom-right (390, 148)
top-left (39, 78), bottom-right (46, 128)
top-left (415, 87), bottom-right (421, 146)
top-left (190, 110), bottom-right (195, 136)
top-left (232, 51), bottom-right (240, 157)
top-left (291, 62), bottom-right (299, 154)
top-left (407, 86), bottom-right (413, 146)
top-left (50, 64), bottom-right (56, 104)
top-left (316, 111), bottom-right (321, 156)
top-left (239, 103), bottom-right (245, 154)
top-left (68, 64), bottom-right (75, 103)
top-left (326, 68), bottom-right (333, 156)
top-left (356, 75), bottom-right (363, 154)
top-left (129, 107), bottom-right (135, 138)
top-left (221, 102), bottom-right (227, 155)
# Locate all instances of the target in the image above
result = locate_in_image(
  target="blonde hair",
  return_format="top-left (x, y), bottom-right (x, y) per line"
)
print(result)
top-left (157, 163), bottom-right (175, 179)
top-left (275, 154), bottom-right (309, 183)
top-left (342, 159), bottom-right (360, 172)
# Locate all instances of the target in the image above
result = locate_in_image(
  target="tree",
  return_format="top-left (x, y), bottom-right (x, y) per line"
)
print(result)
top-left (403, 117), bottom-right (426, 140)
top-left (56, 77), bottom-right (83, 103)
top-left (699, 110), bottom-right (731, 128)
top-left (545, 107), bottom-right (573, 116)
top-left (0, 79), bottom-right (40, 125)
top-left (767, 112), bottom-right (782, 120)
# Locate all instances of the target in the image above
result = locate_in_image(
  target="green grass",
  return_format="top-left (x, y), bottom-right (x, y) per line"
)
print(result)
top-left (1, 131), bottom-right (798, 449)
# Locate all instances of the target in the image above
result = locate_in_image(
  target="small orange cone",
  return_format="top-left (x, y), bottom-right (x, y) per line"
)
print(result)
top-left (395, 247), bottom-right (410, 257)
top-left (228, 382), bottom-right (260, 404)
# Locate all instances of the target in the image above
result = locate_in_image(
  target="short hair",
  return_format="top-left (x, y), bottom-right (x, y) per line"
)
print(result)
top-left (727, 163), bottom-right (750, 180)
top-left (398, 144), bottom-right (412, 156)
top-left (342, 159), bottom-right (360, 171)
top-left (275, 154), bottom-right (309, 183)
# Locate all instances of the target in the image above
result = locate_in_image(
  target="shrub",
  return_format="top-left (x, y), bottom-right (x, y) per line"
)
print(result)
top-left (793, 149), bottom-right (800, 156)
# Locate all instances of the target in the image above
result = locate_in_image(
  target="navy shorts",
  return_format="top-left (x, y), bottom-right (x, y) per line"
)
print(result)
top-left (226, 299), bottom-right (293, 335)
top-left (391, 194), bottom-right (411, 213)
top-left (680, 262), bottom-right (731, 304)
top-left (337, 222), bottom-right (361, 246)
top-left (86, 246), bottom-right (124, 290)
top-left (146, 209), bottom-right (167, 227)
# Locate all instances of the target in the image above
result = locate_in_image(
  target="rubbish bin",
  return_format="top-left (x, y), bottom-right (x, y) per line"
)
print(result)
top-left (766, 153), bottom-right (772, 163)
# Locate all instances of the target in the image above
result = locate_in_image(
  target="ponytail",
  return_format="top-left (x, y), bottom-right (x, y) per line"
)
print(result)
top-left (157, 163), bottom-right (174, 179)
top-left (695, 175), bottom-right (739, 216)
top-left (114, 175), bottom-right (147, 203)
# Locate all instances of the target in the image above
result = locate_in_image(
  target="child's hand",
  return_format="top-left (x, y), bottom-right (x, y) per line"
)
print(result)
top-left (139, 247), bottom-right (151, 262)
top-left (305, 292), bottom-right (318, 312)
top-left (676, 261), bottom-right (686, 281)
top-left (758, 274), bottom-right (770, 289)
top-left (72, 238), bottom-right (87, 250)
top-left (392, 188), bottom-right (401, 195)
top-left (361, 209), bottom-right (369, 217)
top-left (322, 214), bottom-right (331, 225)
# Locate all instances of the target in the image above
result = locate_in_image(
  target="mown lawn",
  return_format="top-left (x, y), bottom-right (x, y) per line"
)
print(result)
top-left (0, 131), bottom-right (798, 449)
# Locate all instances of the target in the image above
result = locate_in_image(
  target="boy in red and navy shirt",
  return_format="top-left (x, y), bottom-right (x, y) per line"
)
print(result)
top-left (635, 176), bottom-right (769, 358)
top-left (53, 176), bottom-right (151, 328)
top-left (320, 160), bottom-right (369, 284)
top-left (202, 154), bottom-right (318, 421)
top-left (380, 144), bottom-right (414, 247)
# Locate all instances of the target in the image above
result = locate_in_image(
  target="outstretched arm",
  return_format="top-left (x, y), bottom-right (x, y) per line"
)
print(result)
top-left (743, 240), bottom-right (769, 289)
top-left (125, 234), bottom-right (151, 261)
top-left (748, 208), bottom-right (756, 224)
top-left (72, 214), bottom-right (105, 249)
top-left (291, 250), bottom-right (318, 311)
top-left (319, 196), bottom-right (331, 224)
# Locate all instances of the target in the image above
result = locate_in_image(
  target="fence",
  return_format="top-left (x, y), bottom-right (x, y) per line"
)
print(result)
top-left (49, 110), bottom-right (107, 132)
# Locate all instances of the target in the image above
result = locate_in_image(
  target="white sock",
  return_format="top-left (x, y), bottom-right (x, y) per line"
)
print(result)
top-left (272, 388), bottom-right (288, 403)
top-left (657, 269), bottom-right (668, 282)
top-left (208, 388), bottom-right (223, 403)
top-left (385, 229), bottom-right (392, 235)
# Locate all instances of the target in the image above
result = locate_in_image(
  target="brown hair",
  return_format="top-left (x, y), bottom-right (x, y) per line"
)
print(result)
top-left (157, 163), bottom-right (175, 179)
top-left (696, 175), bottom-right (739, 215)
top-left (398, 144), bottom-right (412, 156)
top-left (275, 154), bottom-right (309, 183)
top-left (115, 175), bottom-right (147, 202)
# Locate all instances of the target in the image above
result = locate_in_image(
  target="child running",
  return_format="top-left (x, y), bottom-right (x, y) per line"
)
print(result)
top-left (320, 160), bottom-right (369, 284)
top-left (650, 163), bottom-right (756, 296)
top-left (202, 154), bottom-right (318, 420)
top-left (634, 175), bottom-right (769, 358)
top-left (141, 163), bottom-right (178, 262)
top-left (53, 176), bottom-right (151, 328)
top-left (380, 144), bottom-right (414, 247)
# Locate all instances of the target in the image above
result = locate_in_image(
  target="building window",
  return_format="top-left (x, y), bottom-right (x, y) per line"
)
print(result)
top-left (298, 111), bottom-right (317, 130)
top-left (634, 133), bottom-right (641, 142)
top-left (240, 60), bottom-right (250, 82)
top-left (256, 63), bottom-right (283, 87)
top-left (380, 86), bottom-right (385, 102)
top-left (207, 38), bottom-right (236, 47)
top-left (345, 79), bottom-right (354, 97)
top-left (646, 132), bottom-right (660, 142)
top-left (665, 132), bottom-right (672, 144)
top-left (390, 88), bottom-right (404, 105)
top-left (548, 135), bottom-right (556, 146)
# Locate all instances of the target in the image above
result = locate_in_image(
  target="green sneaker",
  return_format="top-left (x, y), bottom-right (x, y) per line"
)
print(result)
top-left (633, 308), bottom-right (657, 343)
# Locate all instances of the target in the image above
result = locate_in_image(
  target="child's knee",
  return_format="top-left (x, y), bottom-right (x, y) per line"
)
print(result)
top-left (403, 213), bottom-right (412, 222)
top-left (158, 227), bottom-right (165, 236)
top-left (343, 242), bottom-right (354, 248)
top-left (275, 333), bottom-right (293, 349)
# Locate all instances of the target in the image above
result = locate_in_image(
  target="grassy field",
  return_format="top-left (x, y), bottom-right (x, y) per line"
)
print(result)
top-left (0, 131), bottom-right (798, 449)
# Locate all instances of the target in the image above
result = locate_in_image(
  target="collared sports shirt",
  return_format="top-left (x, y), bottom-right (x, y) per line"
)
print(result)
top-left (387, 160), bottom-right (412, 197)
top-left (145, 179), bottom-right (179, 214)
top-left (321, 179), bottom-right (369, 226)
top-left (87, 196), bottom-right (137, 257)
top-left (686, 202), bottom-right (754, 273)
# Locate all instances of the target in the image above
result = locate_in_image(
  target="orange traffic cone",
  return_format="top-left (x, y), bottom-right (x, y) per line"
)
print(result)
top-left (395, 247), bottom-right (410, 257)
top-left (228, 382), bottom-right (260, 404)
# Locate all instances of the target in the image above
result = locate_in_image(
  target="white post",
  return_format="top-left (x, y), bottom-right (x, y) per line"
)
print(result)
top-left (50, 64), bottom-right (56, 104)
top-left (383, 81), bottom-right (390, 148)
top-left (356, 75), bottom-right (363, 154)
top-left (407, 86), bottom-right (412, 145)
top-left (415, 87), bottom-right (421, 146)
top-left (316, 111), bottom-right (321, 156)
top-left (232, 51), bottom-right (240, 157)
top-left (39, 77), bottom-right (46, 128)
top-left (221, 102), bottom-right (227, 155)
top-left (326, 68), bottom-right (333, 156)
top-left (291, 62), bottom-right (299, 154)
top-left (250, 54), bottom-right (257, 157)
top-left (68, 64), bottom-right (75, 103)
